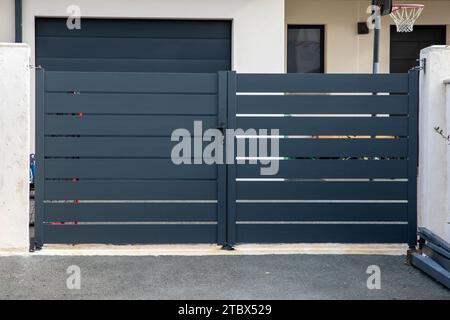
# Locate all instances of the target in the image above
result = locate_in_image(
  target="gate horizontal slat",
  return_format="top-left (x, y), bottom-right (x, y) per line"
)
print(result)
top-left (272, 138), bottom-right (408, 157)
top-left (43, 224), bottom-right (217, 244)
top-left (236, 73), bottom-right (409, 93)
top-left (237, 95), bottom-right (408, 114)
top-left (237, 117), bottom-right (408, 136)
top-left (45, 71), bottom-right (218, 93)
top-left (237, 160), bottom-right (408, 179)
top-left (237, 203), bottom-right (407, 222)
top-left (38, 58), bottom-right (230, 74)
top-left (45, 115), bottom-right (217, 136)
top-left (237, 181), bottom-right (407, 200)
top-left (45, 159), bottom-right (217, 179)
top-left (236, 224), bottom-right (408, 243)
top-left (45, 93), bottom-right (218, 115)
top-left (45, 137), bottom-right (185, 158)
top-left (45, 180), bottom-right (217, 200)
top-left (44, 203), bottom-right (217, 222)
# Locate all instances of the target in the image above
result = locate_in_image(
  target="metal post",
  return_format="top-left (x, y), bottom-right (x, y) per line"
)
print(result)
top-left (15, 0), bottom-right (22, 43)
top-left (372, 0), bottom-right (381, 74)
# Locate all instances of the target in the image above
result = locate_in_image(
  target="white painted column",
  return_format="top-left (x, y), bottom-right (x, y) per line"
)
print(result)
top-left (0, 43), bottom-right (30, 251)
top-left (418, 46), bottom-right (450, 242)
top-left (446, 80), bottom-right (450, 240)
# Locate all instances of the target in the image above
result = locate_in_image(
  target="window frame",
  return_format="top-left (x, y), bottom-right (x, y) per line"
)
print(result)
top-left (287, 24), bottom-right (325, 74)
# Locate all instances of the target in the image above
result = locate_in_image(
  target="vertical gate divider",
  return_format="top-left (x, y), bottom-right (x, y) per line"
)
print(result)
top-left (35, 68), bottom-right (45, 249)
top-left (407, 70), bottom-right (419, 248)
top-left (217, 71), bottom-right (228, 245)
top-left (226, 71), bottom-right (237, 246)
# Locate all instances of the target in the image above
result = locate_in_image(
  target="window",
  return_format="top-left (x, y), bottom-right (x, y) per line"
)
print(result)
top-left (287, 25), bottom-right (325, 73)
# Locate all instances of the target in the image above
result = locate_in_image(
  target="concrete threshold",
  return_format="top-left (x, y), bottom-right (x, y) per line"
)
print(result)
top-left (0, 244), bottom-right (408, 256)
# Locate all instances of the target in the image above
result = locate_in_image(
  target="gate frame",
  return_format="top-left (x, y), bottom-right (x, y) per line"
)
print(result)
top-left (34, 69), bottom-right (419, 249)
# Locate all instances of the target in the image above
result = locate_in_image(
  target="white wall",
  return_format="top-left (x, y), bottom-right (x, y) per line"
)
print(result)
top-left (19, 0), bottom-right (285, 152)
top-left (418, 46), bottom-right (450, 242)
top-left (0, 0), bottom-right (15, 43)
top-left (0, 43), bottom-right (30, 251)
top-left (446, 80), bottom-right (450, 240)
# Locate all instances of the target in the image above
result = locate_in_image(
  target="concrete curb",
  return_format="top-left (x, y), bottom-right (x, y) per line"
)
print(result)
top-left (0, 244), bottom-right (408, 256)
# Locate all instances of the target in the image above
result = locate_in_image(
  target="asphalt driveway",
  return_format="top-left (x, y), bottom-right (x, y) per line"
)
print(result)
top-left (0, 254), bottom-right (448, 300)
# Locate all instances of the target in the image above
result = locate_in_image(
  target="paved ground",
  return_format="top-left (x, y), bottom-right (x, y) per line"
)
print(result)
top-left (0, 255), bottom-right (448, 300)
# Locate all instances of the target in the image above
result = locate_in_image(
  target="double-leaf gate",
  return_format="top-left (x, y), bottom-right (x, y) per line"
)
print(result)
top-left (35, 70), bottom-right (419, 247)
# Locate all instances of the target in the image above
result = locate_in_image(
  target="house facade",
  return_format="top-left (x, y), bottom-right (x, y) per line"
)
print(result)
top-left (0, 0), bottom-right (449, 150)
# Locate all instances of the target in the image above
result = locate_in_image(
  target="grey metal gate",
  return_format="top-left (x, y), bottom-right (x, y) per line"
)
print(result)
top-left (35, 70), bottom-right (228, 246)
top-left (227, 71), bottom-right (419, 247)
top-left (35, 70), bottom-right (419, 247)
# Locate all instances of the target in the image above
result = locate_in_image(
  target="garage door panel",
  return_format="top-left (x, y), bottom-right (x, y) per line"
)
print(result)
top-left (36, 18), bottom-right (231, 39)
top-left (36, 37), bottom-right (231, 60)
top-left (390, 25), bottom-right (446, 73)
top-left (36, 18), bottom-right (231, 73)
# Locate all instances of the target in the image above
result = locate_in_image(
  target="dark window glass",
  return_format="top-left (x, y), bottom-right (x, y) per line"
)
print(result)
top-left (288, 26), bottom-right (324, 73)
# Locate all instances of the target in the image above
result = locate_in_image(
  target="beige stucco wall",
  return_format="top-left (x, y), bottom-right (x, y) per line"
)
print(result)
top-left (286, 0), bottom-right (450, 73)
top-left (0, 0), bottom-right (285, 151)
top-left (0, 0), bottom-right (449, 150)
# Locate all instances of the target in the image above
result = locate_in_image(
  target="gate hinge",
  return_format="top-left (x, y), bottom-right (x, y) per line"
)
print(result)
top-left (411, 58), bottom-right (426, 72)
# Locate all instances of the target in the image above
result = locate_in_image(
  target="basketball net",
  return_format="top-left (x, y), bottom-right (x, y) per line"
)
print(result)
top-left (390, 4), bottom-right (424, 32)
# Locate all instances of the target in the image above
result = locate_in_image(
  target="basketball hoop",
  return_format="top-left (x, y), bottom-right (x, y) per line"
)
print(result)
top-left (390, 4), bottom-right (424, 32)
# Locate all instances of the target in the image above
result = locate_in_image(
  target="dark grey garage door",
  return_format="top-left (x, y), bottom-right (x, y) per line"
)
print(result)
top-left (390, 25), bottom-right (446, 73)
top-left (36, 18), bottom-right (231, 73)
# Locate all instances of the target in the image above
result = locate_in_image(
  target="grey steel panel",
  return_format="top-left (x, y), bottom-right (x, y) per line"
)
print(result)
top-left (44, 224), bottom-right (218, 244)
top-left (45, 180), bottom-right (217, 201)
top-left (236, 73), bottom-right (409, 93)
top-left (44, 203), bottom-right (217, 222)
top-left (236, 224), bottom-right (408, 243)
top-left (237, 95), bottom-right (408, 115)
top-left (237, 116), bottom-right (408, 136)
top-left (45, 93), bottom-right (218, 115)
top-left (237, 181), bottom-right (408, 200)
top-left (45, 159), bottom-right (217, 179)
top-left (45, 71), bottom-right (218, 93)
top-left (237, 160), bottom-right (408, 179)
top-left (237, 203), bottom-right (408, 222)
top-left (44, 115), bottom-right (216, 136)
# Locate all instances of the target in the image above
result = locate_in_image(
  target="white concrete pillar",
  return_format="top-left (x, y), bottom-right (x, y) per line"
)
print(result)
top-left (418, 46), bottom-right (450, 242)
top-left (446, 80), bottom-right (450, 240)
top-left (0, 43), bottom-right (30, 251)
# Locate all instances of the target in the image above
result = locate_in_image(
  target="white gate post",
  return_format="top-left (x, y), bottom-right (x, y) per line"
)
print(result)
top-left (446, 79), bottom-right (450, 240)
top-left (418, 46), bottom-right (450, 242)
top-left (0, 43), bottom-right (30, 251)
